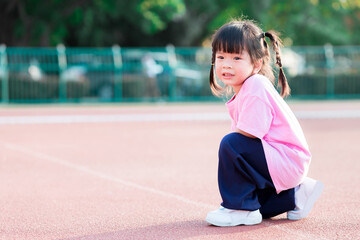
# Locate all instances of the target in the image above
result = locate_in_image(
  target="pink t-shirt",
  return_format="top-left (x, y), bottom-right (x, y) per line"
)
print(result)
top-left (226, 74), bottom-right (311, 193)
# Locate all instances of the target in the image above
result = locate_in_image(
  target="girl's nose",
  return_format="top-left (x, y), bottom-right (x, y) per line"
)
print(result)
top-left (223, 59), bottom-right (233, 69)
top-left (223, 64), bottom-right (232, 69)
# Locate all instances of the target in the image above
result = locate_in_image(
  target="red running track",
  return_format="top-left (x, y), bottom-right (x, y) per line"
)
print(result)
top-left (0, 101), bottom-right (359, 240)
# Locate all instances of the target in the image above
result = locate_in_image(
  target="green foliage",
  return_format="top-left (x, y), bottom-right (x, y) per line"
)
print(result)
top-left (205, 0), bottom-right (360, 46)
top-left (0, 0), bottom-right (359, 47)
top-left (260, 0), bottom-right (359, 46)
top-left (138, 0), bottom-right (186, 34)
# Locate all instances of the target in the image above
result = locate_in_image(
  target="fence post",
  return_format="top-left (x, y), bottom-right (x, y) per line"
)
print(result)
top-left (324, 44), bottom-right (335, 98)
top-left (112, 45), bottom-right (123, 101)
top-left (166, 44), bottom-right (177, 101)
top-left (57, 44), bottom-right (67, 102)
top-left (0, 44), bottom-right (9, 103)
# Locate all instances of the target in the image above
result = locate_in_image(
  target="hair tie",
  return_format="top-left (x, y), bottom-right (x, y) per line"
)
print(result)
top-left (262, 32), bottom-right (266, 38)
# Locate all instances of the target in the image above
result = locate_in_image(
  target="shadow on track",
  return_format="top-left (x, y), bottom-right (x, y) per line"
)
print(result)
top-left (60, 218), bottom-right (291, 240)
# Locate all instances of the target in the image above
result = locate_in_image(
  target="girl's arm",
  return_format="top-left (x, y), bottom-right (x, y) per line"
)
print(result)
top-left (235, 128), bottom-right (257, 139)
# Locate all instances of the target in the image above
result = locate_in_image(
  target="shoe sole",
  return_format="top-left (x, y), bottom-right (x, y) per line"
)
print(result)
top-left (288, 180), bottom-right (324, 220)
top-left (206, 215), bottom-right (262, 227)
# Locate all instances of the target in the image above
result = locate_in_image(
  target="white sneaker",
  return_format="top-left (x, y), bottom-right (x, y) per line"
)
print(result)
top-left (206, 206), bottom-right (262, 227)
top-left (287, 177), bottom-right (324, 220)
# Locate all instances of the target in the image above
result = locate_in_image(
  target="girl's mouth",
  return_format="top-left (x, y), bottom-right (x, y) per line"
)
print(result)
top-left (222, 73), bottom-right (234, 79)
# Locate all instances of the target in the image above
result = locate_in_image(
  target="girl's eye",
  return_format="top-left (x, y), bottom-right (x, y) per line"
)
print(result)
top-left (234, 57), bottom-right (241, 60)
top-left (216, 56), bottom-right (224, 59)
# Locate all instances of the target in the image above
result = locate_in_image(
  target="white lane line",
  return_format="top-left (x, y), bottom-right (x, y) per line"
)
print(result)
top-left (0, 113), bottom-right (229, 125)
top-left (295, 110), bottom-right (360, 119)
top-left (0, 110), bottom-right (359, 125)
top-left (3, 143), bottom-right (327, 240)
top-left (3, 143), bottom-right (216, 210)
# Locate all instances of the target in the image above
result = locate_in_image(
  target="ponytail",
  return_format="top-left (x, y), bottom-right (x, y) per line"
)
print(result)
top-left (209, 51), bottom-right (223, 96)
top-left (263, 31), bottom-right (290, 98)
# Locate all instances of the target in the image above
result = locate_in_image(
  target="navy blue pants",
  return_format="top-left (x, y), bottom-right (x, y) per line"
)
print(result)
top-left (218, 133), bottom-right (295, 219)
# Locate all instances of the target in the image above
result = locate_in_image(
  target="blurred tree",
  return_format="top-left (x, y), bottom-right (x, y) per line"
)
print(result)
top-left (0, 0), bottom-right (186, 46)
top-left (1, 0), bottom-right (94, 46)
top-left (258, 0), bottom-right (360, 46)
top-left (148, 0), bottom-right (235, 46)
top-left (0, 0), bottom-right (359, 46)
top-left (199, 0), bottom-right (360, 46)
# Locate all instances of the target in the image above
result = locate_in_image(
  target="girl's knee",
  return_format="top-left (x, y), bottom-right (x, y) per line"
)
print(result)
top-left (220, 132), bottom-right (239, 145)
top-left (219, 133), bottom-right (242, 153)
top-left (219, 132), bottom-right (258, 155)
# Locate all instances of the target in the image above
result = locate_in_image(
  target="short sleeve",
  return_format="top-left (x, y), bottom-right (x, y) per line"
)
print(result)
top-left (236, 96), bottom-right (273, 139)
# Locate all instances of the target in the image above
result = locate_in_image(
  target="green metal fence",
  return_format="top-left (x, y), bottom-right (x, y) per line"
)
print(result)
top-left (0, 44), bottom-right (359, 103)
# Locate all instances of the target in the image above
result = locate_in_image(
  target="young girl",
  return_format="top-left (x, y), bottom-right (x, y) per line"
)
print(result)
top-left (206, 19), bottom-right (324, 226)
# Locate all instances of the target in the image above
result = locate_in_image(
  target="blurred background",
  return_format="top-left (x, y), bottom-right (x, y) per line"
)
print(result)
top-left (0, 0), bottom-right (360, 103)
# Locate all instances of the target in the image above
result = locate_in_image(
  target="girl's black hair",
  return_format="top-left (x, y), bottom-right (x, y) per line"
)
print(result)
top-left (209, 19), bottom-right (290, 98)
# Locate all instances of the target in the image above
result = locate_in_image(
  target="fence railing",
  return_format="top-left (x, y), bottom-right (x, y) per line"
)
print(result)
top-left (0, 44), bottom-right (359, 103)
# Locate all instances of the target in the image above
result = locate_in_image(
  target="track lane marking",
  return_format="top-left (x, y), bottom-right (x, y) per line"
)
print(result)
top-left (3, 142), bottom-right (216, 210)
top-left (3, 142), bottom-right (328, 240)
top-left (0, 110), bottom-right (359, 125)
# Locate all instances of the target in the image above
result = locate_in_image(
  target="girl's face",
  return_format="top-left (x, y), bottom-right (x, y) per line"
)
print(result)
top-left (215, 50), bottom-right (260, 94)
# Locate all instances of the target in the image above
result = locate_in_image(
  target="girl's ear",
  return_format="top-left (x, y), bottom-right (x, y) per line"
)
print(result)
top-left (253, 59), bottom-right (263, 74)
